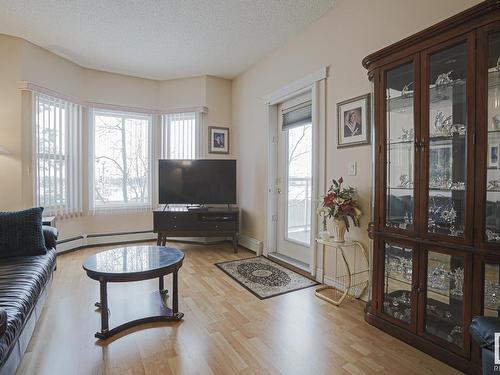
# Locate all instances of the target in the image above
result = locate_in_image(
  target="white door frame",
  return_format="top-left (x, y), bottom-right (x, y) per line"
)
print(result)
top-left (263, 67), bottom-right (327, 276)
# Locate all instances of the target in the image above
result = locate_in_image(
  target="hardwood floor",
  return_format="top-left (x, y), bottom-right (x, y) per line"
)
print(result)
top-left (17, 241), bottom-right (460, 375)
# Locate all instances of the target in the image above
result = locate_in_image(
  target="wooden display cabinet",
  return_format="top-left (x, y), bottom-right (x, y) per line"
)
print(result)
top-left (364, 1), bottom-right (500, 372)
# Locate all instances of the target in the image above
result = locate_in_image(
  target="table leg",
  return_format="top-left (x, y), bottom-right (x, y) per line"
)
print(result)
top-left (172, 270), bottom-right (178, 314)
top-left (233, 234), bottom-right (238, 253)
top-left (159, 276), bottom-right (164, 292)
top-left (99, 280), bottom-right (109, 336)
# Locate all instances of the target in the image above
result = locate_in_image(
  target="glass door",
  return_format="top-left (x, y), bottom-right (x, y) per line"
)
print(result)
top-left (484, 29), bottom-right (500, 244)
top-left (419, 246), bottom-right (470, 355)
top-left (276, 99), bottom-right (313, 265)
top-left (483, 261), bottom-right (500, 317)
top-left (421, 35), bottom-right (475, 243)
top-left (383, 58), bottom-right (419, 233)
top-left (380, 240), bottom-right (418, 331)
top-left (284, 122), bottom-right (313, 246)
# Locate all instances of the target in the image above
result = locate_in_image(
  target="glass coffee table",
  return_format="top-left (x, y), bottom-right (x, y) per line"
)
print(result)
top-left (83, 245), bottom-right (184, 340)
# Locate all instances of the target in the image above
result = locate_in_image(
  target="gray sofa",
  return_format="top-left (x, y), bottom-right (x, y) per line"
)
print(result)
top-left (0, 226), bottom-right (57, 375)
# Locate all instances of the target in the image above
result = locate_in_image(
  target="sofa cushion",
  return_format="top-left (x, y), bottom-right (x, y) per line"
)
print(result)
top-left (0, 248), bottom-right (56, 366)
top-left (469, 316), bottom-right (500, 350)
top-left (0, 207), bottom-right (47, 258)
top-left (42, 226), bottom-right (58, 250)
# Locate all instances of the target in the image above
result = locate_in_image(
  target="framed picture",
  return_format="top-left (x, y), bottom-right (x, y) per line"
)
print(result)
top-left (208, 126), bottom-right (229, 154)
top-left (489, 144), bottom-right (499, 168)
top-left (337, 93), bottom-right (370, 148)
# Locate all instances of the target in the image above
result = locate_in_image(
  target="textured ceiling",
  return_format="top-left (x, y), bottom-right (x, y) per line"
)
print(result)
top-left (0, 0), bottom-right (335, 80)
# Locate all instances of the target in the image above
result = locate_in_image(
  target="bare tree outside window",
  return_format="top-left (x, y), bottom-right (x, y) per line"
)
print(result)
top-left (93, 112), bottom-right (151, 207)
top-left (286, 123), bottom-right (313, 245)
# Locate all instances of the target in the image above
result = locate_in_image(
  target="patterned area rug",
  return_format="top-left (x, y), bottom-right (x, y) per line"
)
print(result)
top-left (215, 256), bottom-right (319, 299)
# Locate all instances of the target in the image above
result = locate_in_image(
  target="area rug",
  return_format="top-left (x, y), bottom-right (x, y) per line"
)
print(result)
top-left (215, 256), bottom-right (319, 299)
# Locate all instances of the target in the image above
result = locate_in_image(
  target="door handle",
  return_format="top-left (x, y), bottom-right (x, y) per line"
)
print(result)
top-left (277, 187), bottom-right (282, 194)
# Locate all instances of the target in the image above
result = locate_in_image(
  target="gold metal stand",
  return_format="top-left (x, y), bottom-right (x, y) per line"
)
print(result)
top-left (315, 239), bottom-right (369, 306)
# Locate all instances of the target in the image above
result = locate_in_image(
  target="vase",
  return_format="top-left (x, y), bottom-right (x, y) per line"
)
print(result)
top-left (332, 218), bottom-right (347, 242)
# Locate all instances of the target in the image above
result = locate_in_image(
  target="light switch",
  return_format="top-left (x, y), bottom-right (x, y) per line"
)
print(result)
top-left (348, 161), bottom-right (357, 176)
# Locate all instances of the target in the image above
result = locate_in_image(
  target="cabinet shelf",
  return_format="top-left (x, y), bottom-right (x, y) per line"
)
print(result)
top-left (386, 80), bottom-right (466, 112)
top-left (388, 186), bottom-right (465, 192)
top-left (384, 274), bottom-right (463, 300)
top-left (387, 140), bottom-right (413, 146)
top-left (429, 133), bottom-right (466, 142)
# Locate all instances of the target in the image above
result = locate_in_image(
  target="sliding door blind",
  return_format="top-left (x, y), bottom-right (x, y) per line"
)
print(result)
top-left (34, 93), bottom-right (82, 216)
top-left (282, 101), bottom-right (312, 130)
top-left (161, 112), bottom-right (198, 159)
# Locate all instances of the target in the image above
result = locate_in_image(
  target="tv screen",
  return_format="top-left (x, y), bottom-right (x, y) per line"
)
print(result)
top-left (159, 159), bottom-right (236, 204)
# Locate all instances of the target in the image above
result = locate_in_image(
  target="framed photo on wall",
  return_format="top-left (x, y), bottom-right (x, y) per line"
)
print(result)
top-left (208, 126), bottom-right (229, 154)
top-left (337, 93), bottom-right (370, 148)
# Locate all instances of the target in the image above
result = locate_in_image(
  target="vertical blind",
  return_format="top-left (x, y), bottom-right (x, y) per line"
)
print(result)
top-left (161, 112), bottom-right (199, 159)
top-left (34, 92), bottom-right (82, 216)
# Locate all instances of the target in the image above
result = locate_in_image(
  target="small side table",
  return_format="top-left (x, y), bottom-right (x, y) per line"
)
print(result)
top-left (315, 239), bottom-right (370, 306)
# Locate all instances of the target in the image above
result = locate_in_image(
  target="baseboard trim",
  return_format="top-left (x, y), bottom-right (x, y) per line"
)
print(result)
top-left (56, 231), bottom-right (157, 253)
top-left (238, 234), bottom-right (263, 254)
top-left (57, 232), bottom-right (264, 255)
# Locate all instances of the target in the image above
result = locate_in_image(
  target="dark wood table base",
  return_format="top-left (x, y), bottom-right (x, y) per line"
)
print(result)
top-left (94, 274), bottom-right (183, 340)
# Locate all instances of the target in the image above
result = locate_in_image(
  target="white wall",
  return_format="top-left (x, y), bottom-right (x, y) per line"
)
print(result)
top-left (0, 35), bottom-right (232, 240)
top-left (0, 35), bottom-right (22, 211)
top-left (231, 0), bottom-right (481, 277)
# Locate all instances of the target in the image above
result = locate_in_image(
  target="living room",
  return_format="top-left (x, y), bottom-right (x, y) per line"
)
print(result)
top-left (0, 0), bottom-right (499, 374)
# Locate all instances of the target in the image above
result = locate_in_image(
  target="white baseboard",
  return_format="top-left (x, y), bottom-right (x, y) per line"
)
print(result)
top-left (238, 234), bottom-right (263, 254)
top-left (57, 231), bottom-right (264, 255)
top-left (56, 231), bottom-right (156, 253)
top-left (316, 267), bottom-right (323, 282)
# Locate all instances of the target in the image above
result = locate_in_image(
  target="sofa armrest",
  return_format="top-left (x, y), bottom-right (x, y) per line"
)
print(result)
top-left (0, 308), bottom-right (6, 337)
top-left (470, 316), bottom-right (500, 350)
top-left (42, 226), bottom-right (58, 250)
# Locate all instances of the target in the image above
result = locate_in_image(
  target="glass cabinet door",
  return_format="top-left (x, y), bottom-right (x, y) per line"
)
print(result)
top-left (425, 41), bottom-right (469, 239)
top-left (422, 249), bottom-right (467, 350)
top-left (385, 61), bottom-right (416, 231)
top-left (484, 262), bottom-right (500, 317)
top-left (382, 241), bottom-right (416, 329)
top-left (485, 31), bottom-right (500, 244)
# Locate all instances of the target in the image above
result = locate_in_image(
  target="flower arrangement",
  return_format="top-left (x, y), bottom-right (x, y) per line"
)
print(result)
top-left (319, 177), bottom-right (362, 232)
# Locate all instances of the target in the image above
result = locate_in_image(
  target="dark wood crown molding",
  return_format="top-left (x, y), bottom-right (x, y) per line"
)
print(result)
top-left (362, 0), bottom-right (500, 71)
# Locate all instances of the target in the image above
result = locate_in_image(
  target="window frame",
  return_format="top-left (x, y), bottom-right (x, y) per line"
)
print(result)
top-left (90, 108), bottom-right (154, 212)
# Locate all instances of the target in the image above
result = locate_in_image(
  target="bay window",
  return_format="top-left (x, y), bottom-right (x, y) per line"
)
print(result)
top-left (90, 109), bottom-right (152, 211)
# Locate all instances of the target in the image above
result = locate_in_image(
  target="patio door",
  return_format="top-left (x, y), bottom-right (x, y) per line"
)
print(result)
top-left (276, 95), bottom-right (313, 265)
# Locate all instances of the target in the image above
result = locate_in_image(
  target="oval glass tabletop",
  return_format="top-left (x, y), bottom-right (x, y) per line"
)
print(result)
top-left (83, 246), bottom-right (184, 275)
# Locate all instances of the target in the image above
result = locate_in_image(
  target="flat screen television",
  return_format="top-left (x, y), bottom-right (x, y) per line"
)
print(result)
top-left (159, 159), bottom-right (236, 205)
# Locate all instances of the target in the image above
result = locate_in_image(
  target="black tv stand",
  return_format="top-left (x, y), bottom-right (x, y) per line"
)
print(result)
top-left (153, 207), bottom-right (240, 252)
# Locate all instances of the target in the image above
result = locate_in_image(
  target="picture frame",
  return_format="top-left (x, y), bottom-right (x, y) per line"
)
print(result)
top-left (208, 126), bottom-right (229, 154)
top-left (488, 144), bottom-right (499, 168)
top-left (337, 93), bottom-right (370, 148)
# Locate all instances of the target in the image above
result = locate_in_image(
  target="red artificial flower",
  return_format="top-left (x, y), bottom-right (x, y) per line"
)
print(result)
top-left (323, 192), bottom-right (334, 206)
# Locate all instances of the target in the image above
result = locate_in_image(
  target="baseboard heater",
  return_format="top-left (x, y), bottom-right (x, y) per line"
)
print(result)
top-left (55, 231), bottom-right (263, 254)
top-left (56, 230), bottom-right (156, 253)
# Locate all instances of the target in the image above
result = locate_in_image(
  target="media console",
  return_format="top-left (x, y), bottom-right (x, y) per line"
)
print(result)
top-left (153, 207), bottom-right (240, 252)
